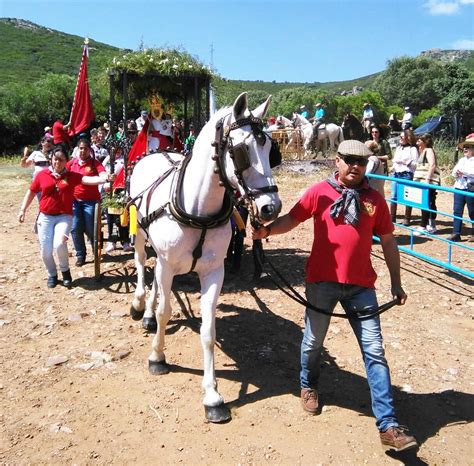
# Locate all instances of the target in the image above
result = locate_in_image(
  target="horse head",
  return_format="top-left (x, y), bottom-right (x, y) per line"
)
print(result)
top-left (292, 112), bottom-right (310, 127)
top-left (221, 92), bottom-right (282, 223)
top-left (277, 115), bottom-right (293, 128)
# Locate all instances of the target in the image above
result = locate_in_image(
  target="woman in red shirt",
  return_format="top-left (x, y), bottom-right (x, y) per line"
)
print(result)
top-left (18, 147), bottom-right (107, 288)
top-left (67, 139), bottom-right (108, 266)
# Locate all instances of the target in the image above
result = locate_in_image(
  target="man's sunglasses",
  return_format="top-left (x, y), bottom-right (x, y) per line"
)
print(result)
top-left (339, 154), bottom-right (369, 167)
top-left (463, 145), bottom-right (473, 150)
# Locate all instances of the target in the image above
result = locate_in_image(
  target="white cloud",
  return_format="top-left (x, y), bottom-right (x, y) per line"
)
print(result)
top-left (424, 0), bottom-right (460, 15)
top-left (459, 0), bottom-right (474, 4)
top-left (452, 39), bottom-right (474, 49)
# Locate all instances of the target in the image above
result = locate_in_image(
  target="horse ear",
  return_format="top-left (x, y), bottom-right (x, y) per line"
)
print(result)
top-left (252, 95), bottom-right (272, 119)
top-left (233, 92), bottom-right (248, 120)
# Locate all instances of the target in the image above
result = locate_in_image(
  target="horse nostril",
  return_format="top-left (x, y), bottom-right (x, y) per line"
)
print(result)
top-left (260, 204), bottom-right (279, 221)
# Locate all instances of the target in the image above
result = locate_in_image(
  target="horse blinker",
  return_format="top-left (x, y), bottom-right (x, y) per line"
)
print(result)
top-left (230, 143), bottom-right (251, 173)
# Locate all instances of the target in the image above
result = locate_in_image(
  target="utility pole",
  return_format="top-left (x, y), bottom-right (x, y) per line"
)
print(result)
top-left (210, 43), bottom-right (214, 71)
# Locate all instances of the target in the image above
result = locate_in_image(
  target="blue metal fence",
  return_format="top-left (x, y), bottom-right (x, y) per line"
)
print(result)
top-left (367, 173), bottom-right (474, 279)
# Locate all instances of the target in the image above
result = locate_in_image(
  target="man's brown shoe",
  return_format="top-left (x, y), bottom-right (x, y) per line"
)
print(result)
top-left (300, 388), bottom-right (318, 415)
top-left (380, 426), bottom-right (418, 451)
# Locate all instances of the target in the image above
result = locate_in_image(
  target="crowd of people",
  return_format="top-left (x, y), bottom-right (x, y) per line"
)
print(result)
top-left (265, 100), bottom-right (473, 242)
top-left (17, 108), bottom-right (200, 289)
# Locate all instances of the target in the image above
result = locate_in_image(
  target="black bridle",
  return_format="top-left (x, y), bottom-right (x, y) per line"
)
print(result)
top-left (213, 115), bottom-right (281, 218)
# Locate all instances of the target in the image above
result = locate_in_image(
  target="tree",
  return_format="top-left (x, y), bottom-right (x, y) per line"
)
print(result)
top-left (333, 90), bottom-right (387, 124)
top-left (436, 62), bottom-right (474, 116)
top-left (374, 56), bottom-right (445, 113)
top-left (0, 72), bottom-right (109, 153)
top-left (269, 87), bottom-right (329, 119)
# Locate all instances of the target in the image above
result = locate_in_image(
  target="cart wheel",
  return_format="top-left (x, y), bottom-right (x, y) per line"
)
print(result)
top-left (93, 202), bottom-right (103, 281)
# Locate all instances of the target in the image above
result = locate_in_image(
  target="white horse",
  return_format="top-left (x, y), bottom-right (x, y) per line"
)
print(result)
top-left (129, 92), bottom-right (282, 423)
top-left (292, 113), bottom-right (344, 157)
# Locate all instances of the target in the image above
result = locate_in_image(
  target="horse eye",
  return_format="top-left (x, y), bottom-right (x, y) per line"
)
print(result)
top-left (255, 131), bottom-right (266, 146)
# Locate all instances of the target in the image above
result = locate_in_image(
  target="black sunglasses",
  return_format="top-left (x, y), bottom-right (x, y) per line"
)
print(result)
top-left (340, 154), bottom-right (369, 167)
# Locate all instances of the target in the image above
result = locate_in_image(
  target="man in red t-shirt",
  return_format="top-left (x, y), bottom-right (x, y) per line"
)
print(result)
top-left (66, 138), bottom-right (107, 266)
top-left (252, 140), bottom-right (417, 452)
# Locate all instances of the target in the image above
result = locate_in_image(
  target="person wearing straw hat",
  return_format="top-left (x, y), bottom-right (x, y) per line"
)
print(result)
top-left (299, 105), bottom-right (309, 120)
top-left (252, 140), bottom-right (418, 452)
top-left (449, 133), bottom-right (474, 242)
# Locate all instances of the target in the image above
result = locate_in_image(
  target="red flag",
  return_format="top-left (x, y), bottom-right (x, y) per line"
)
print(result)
top-left (68, 43), bottom-right (94, 136)
top-left (113, 117), bottom-right (150, 190)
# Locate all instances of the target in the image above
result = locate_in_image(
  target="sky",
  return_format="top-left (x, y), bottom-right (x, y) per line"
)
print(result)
top-left (1, 0), bottom-right (473, 83)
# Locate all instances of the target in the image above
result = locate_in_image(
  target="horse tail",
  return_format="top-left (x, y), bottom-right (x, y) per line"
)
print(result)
top-left (338, 126), bottom-right (344, 144)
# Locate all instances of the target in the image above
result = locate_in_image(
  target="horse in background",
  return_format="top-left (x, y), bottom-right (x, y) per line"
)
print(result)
top-left (292, 113), bottom-right (344, 157)
top-left (342, 113), bottom-right (365, 141)
top-left (129, 92), bottom-right (282, 423)
top-left (388, 113), bottom-right (402, 133)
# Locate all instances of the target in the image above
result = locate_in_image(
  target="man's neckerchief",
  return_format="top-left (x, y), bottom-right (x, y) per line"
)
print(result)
top-left (326, 171), bottom-right (368, 226)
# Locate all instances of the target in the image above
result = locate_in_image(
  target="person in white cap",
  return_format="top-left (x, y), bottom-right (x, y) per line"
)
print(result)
top-left (252, 139), bottom-right (418, 452)
top-left (299, 105), bottom-right (309, 120)
top-left (362, 103), bottom-right (374, 138)
top-left (401, 107), bottom-right (413, 130)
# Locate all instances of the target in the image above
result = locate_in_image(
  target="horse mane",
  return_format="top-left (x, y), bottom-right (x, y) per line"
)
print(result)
top-left (192, 107), bottom-right (233, 154)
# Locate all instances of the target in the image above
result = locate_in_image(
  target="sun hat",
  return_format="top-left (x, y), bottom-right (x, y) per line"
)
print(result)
top-left (300, 105), bottom-right (306, 109)
top-left (458, 133), bottom-right (474, 149)
top-left (404, 106), bottom-right (410, 111)
top-left (141, 110), bottom-right (148, 116)
top-left (363, 102), bottom-right (370, 107)
top-left (338, 140), bottom-right (373, 157)
top-left (315, 103), bottom-right (321, 107)
top-left (44, 126), bottom-right (51, 132)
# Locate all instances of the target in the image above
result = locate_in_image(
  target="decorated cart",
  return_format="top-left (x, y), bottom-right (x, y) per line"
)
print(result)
top-left (93, 48), bottom-right (214, 280)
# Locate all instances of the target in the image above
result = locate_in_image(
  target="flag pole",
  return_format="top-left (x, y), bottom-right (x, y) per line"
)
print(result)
top-left (68, 37), bottom-right (94, 137)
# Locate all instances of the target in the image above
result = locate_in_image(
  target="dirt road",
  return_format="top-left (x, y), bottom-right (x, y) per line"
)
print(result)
top-left (0, 162), bottom-right (472, 465)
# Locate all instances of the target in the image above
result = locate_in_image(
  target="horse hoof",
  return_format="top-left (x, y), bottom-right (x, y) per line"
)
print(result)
top-left (143, 316), bottom-right (157, 333)
top-left (205, 404), bottom-right (231, 423)
top-left (149, 359), bottom-right (170, 375)
top-left (130, 306), bottom-right (144, 321)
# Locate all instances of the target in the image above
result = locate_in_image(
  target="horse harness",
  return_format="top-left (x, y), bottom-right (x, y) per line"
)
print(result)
top-left (128, 115), bottom-right (282, 273)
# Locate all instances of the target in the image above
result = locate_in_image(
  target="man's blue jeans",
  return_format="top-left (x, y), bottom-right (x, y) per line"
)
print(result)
top-left (300, 282), bottom-right (398, 432)
top-left (71, 200), bottom-right (97, 259)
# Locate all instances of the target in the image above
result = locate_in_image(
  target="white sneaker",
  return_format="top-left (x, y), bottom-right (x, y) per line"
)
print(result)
top-left (122, 242), bottom-right (134, 252)
top-left (105, 242), bottom-right (116, 253)
top-left (413, 227), bottom-right (427, 236)
top-left (426, 225), bottom-right (437, 234)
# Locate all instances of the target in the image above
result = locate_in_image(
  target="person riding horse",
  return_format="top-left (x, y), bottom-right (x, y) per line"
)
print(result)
top-left (362, 102), bottom-right (374, 138)
top-left (401, 106), bottom-right (413, 130)
top-left (312, 103), bottom-right (325, 138)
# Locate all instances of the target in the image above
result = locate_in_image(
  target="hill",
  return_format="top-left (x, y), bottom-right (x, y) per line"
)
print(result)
top-left (0, 18), bottom-right (126, 85)
top-left (1, 18), bottom-right (473, 97)
top-left (0, 17), bottom-right (381, 95)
